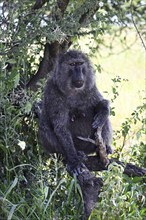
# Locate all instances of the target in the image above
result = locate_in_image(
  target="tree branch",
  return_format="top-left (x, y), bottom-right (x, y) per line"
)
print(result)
top-left (26, 38), bottom-right (72, 91)
top-left (85, 156), bottom-right (146, 176)
top-left (71, 0), bottom-right (99, 25)
top-left (57, 0), bottom-right (69, 17)
top-left (32, 0), bottom-right (47, 11)
top-left (26, 42), bottom-right (59, 91)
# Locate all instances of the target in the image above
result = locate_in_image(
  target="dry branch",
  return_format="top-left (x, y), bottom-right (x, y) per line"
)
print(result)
top-left (78, 126), bottom-right (109, 167)
top-left (94, 128), bottom-right (109, 167)
top-left (85, 156), bottom-right (146, 176)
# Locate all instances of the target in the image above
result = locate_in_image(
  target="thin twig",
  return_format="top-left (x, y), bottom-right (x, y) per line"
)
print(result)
top-left (130, 0), bottom-right (146, 50)
top-left (77, 136), bottom-right (96, 145)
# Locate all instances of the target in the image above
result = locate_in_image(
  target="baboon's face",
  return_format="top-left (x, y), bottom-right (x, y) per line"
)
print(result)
top-left (66, 59), bottom-right (86, 89)
top-left (55, 50), bottom-right (95, 94)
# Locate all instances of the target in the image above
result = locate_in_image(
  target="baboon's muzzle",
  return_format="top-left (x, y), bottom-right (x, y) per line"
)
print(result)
top-left (73, 80), bottom-right (84, 88)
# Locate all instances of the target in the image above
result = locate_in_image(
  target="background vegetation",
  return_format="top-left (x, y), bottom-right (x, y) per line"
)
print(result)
top-left (0, 0), bottom-right (145, 219)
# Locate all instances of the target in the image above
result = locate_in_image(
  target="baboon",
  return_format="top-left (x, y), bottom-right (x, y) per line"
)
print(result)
top-left (39, 50), bottom-right (112, 175)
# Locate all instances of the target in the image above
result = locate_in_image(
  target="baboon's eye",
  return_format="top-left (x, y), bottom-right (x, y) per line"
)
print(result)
top-left (69, 62), bottom-right (84, 66)
top-left (69, 63), bottom-right (76, 66)
top-left (77, 62), bottom-right (84, 65)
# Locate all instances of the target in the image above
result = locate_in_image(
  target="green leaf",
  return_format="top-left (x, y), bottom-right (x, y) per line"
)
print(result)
top-left (8, 204), bottom-right (17, 220)
top-left (24, 101), bottom-right (32, 114)
top-left (14, 74), bottom-right (20, 88)
top-left (4, 177), bottom-right (18, 199)
top-left (7, 59), bottom-right (16, 64)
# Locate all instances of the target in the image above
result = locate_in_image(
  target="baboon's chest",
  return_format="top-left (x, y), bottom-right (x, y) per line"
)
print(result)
top-left (67, 92), bottom-right (94, 110)
top-left (69, 109), bottom-right (86, 122)
top-left (69, 107), bottom-right (94, 138)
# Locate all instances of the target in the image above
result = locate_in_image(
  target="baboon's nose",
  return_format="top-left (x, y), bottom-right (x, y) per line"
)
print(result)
top-left (74, 80), bottom-right (84, 88)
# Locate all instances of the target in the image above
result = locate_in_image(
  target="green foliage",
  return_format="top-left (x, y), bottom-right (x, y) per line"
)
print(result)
top-left (90, 163), bottom-right (146, 220)
top-left (112, 102), bottom-right (145, 166)
top-left (0, 155), bottom-right (83, 219)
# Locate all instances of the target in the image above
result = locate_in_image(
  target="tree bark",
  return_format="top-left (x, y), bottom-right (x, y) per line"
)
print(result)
top-left (85, 156), bottom-right (146, 177)
top-left (26, 42), bottom-right (60, 91)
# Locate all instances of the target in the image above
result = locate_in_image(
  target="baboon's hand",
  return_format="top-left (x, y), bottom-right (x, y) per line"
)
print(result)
top-left (66, 162), bottom-right (88, 177)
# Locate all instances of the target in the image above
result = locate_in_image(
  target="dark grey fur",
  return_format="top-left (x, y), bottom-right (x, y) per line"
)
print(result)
top-left (39, 50), bottom-right (112, 173)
